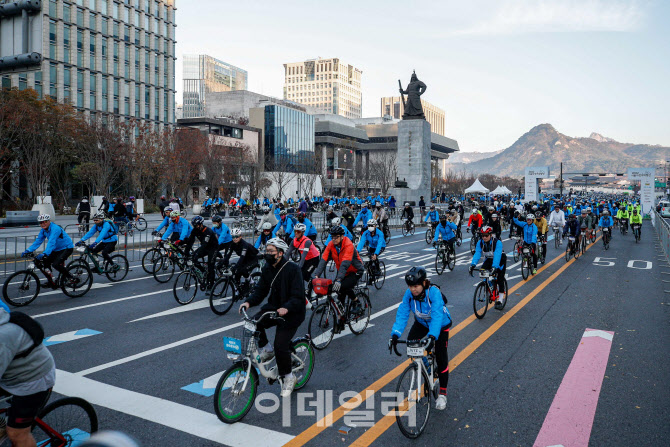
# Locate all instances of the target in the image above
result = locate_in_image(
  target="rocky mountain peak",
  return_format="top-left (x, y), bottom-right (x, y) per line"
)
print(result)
top-left (589, 132), bottom-right (616, 143)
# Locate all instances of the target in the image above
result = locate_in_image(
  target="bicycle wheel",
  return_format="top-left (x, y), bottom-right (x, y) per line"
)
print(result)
top-left (153, 255), bottom-right (175, 283)
top-left (434, 252), bottom-right (445, 275)
top-left (456, 232), bottom-right (462, 247)
top-left (565, 242), bottom-right (572, 261)
top-left (213, 361), bottom-right (259, 424)
top-left (33, 397), bottom-right (98, 446)
top-left (554, 232), bottom-right (560, 249)
top-left (104, 254), bottom-right (129, 282)
top-left (513, 241), bottom-right (521, 262)
top-left (181, 209), bottom-right (188, 218)
top-left (470, 236), bottom-right (477, 254)
top-left (61, 263), bottom-right (93, 298)
top-left (291, 339), bottom-right (315, 390)
top-left (321, 229), bottom-right (329, 244)
top-left (497, 278), bottom-right (509, 310)
top-left (384, 228), bottom-right (391, 244)
top-left (373, 260), bottom-right (386, 290)
top-left (135, 217), bottom-right (147, 231)
top-left (473, 282), bottom-right (489, 319)
top-left (424, 229), bottom-right (432, 245)
top-left (409, 223), bottom-right (415, 236)
top-left (142, 248), bottom-right (163, 274)
top-left (174, 270), bottom-right (198, 305)
top-left (446, 248), bottom-right (455, 271)
top-left (209, 277), bottom-right (235, 315)
top-left (291, 248), bottom-right (301, 262)
top-left (574, 242), bottom-right (581, 259)
top-left (2, 270), bottom-right (40, 306)
top-left (521, 256), bottom-right (530, 280)
top-left (308, 302), bottom-right (336, 350)
top-left (395, 362), bottom-right (431, 439)
top-left (347, 290), bottom-right (371, 335)
top-left (117, 222), bottom-right (127, 236)
top-left (402, 223), bottom-right (409, 237)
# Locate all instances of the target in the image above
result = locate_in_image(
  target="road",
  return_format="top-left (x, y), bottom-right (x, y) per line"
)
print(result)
top-left (3, 221), bottom-right (669, 447)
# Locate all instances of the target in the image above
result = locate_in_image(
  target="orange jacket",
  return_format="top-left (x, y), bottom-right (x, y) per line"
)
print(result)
top-left (320, 236), bottom-right (363, 277)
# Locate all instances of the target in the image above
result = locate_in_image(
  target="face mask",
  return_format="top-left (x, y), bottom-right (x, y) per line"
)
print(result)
top-left (367, 226), bottom-right (375, 232)
top-left (439, 220), bottom-right (446, 226)
top-left (213, 222), bottom-right (220, 228)
top-left (264, 253), bottom-right (278, 264)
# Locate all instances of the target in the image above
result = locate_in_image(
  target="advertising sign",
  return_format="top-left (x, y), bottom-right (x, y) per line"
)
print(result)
top-left (627, 168), bottom-right (655, 215)
top-left (524, 166), bottom-right (550, 203)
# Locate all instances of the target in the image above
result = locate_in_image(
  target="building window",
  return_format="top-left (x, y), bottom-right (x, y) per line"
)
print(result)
top-left (89, 12), bottom-right (97, 31)
top-left (18, 74), bottom-right (27, 91)
top-left (100, 0), bottom-right (107, 14)
top-left (49, 0), bottom-right (57, 16)
top-left (63, 4), bottom-right (71, 22)
top-left (90, 73), bottom-right (97, 109)
top-left (113, 21), bottom-right (119, 39)
top-left (77, 8), bottom-right (84, 27)
top-left (124, 25), bottom-right (130, 42)
top-left (102, 75), bottom-right (108, 111)
top-left (77, 69), bottom-right (84, 108)
top-left (63, 67), bottom-right (71, 103)
top-left (49, 63), bottom-right (58, 98)
top-left (49, 20), bottom-right (57, 59)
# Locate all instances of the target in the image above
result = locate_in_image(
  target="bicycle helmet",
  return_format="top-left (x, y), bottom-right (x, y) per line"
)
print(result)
top-left (161, 195), bottom-right (166, 200)
top-left (602, 209), bottom-right (609, 215)
top-left (569, 213), bottom-right (577, 219)
top-left (169, 210), bottom-right (180, 218)
top-left (526, 213), bottom-right (535, 220)
top-left (93, 211), bottom-right (105, 219)
top-left (129, 196), bottom-right (135, 201)
top-left (230, 228), bottom-right (242, 237)
top-left (375, 202), bottom-right (381, 208)
top-left (480, 226), bottom-right (493, 235)
top-left (330, 225), bottom-right (346, 236)
top-left (491, 213), bottom-right (498, 218)
top-left (82, 196), bottom-right (89, 200)
top-left (294, 223), bottom-right (307, 232)
top-left (267, 237), bottom-right (289, 253)
top-left (404, 203), bottom-right (410, 207)
top-left (261, 221), bottom-right (272, 231)
top-left (212, 215), bottom-right (222, 223)
top-left (280, 209), bottom-right (287, 216)
top-left (262, 205), bottom-right (269, 212)
top-left (191, 216), bottom-right (204, 227)
top-left (404, 266), bottom-right (427, 286)
top-left (37, 214), bottom-right (51, 222)
top-left (331, 217), bottom-right (342, 226)
top-left (488, 206), bottom-right (494, 211)
top-left (586, 206), bottom-right (592, 211)
top-left (430, 205), bottom-right (435, 210)
top-left (531, 205), bottom-right (538, 211)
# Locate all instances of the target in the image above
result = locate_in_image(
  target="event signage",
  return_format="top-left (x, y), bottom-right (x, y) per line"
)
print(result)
top-left (524, 166), bottom-right (550, 203)
top-left (627, 168), bottom-right (655, 215)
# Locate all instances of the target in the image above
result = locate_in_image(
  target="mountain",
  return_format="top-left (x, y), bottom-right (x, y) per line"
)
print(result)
top-left (453, 124), bottom-right (669, 177)
top-left (446, 150), bottom-right (502, 164)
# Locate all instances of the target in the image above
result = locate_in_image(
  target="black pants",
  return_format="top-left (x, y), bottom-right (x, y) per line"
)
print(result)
top-left (254, 313), bottom-right (298, 377)
top-left (91, 241), bottom-right (116, 264)
top-left (0, 387), bottom-right (51, 429)
top-left (77, 212), bottom-right (90, 232)
top-left (45, 248), bottom-right (73, 278)
top-left (301, 257), bottom-right (319, 280)
top-left (481, 253), bottom-right (507, 293)
top-left (194, 245), bottom-right (218, 286)
top-left (524, 242), bottom-right (538, 268)
top-left (337, 272), bottom-right (359, 305)
top-left (407, 321), bottom-right (450, 396)
top-left (233, 260), bottom-right (257, 284)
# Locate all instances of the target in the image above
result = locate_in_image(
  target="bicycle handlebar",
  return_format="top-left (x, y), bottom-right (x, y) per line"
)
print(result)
top-left (390, 338), bottom-right (430, 357)
top-left (241, 308), bottom-right (284, 324)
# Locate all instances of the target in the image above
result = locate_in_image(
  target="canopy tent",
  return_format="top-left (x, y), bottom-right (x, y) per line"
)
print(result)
top-left (501, 186), bottom-right (513, 194)
top-left (464, 178), bottom-right (490, 194)
top-left (490, 185), bottom-right (505, 195)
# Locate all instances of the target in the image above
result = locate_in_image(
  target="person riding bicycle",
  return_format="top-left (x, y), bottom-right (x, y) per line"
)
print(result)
top-left (211, 215), bottom-right (233, 253)
top-left (547, 204), bottom-right (566, 232)
top-left (563, 214), bottom-right (581, 254)
top-left (512, 213), bottom-right (539, 275)
top-left (629, 209), bottom-right (642, 238)
top-left (432, 214), bottom-right (457, 254)
top-left (239, 238), bottom-right (305, 398)
top-left (183, 216), bottom-right (219, 290)
top-left (311, 226), bottom-right (365, 310)
top-left (616, 206), bottom-right (629, 233)
top-left (534, 213), bottom-right (548, 260)
top-left (356, 219), bottom-right (386, 279)
top-left (468, 209), bottom-right (483, 235)
top-left (222, 228), bottom-right (259, 288)
top-left (75, 196), bottom-right (91, 232)
top-left (0, 307), bottom-right (56, 447)
top-left (125, 197), bottom-right (137, 220)
top-left (99, 196), bottom-right (109, 216)
top-left (256, 205), bottom-right (278, 233)
top-left (598, 209), bottom-right (614, 239)
top-left (112, 198), bottom-right (129, 225)
top-left (286, 223), bottom-right (320, 280)
top-left (324, 217), bottom-right (354, 245)
top-left (158, 210), bottom-right (193, 249)
top-left (389, 266), bottom-right (452, 411)
top-left (76, 211), bottom-right (119, 270)
top-left (291, 212), bottom-right (318, 242)
top-left (372, 203), bottom-right (389, 235)
top-left (401, 203), bottom-right (414, 231)
top-left (469, 226), bottom-right (507, 309)
top-left (352, 202), bottom-right (373, 228)
top-left (272, 210), bottom-right (294, 241)
top-left (487, 213), bottom-right (502, 240)
top-left (152, 207), bottom-right (173, 239)
top-left (22, 214), bottom-right (75, 289)
top-left (255, 222), bottom-right (274, 250)
top-left (578, 209), bottom-right (594, 242)
top-left (424, 205), bottom-right (440, 230)
top-left (325, 206), bottom-right (338, 226)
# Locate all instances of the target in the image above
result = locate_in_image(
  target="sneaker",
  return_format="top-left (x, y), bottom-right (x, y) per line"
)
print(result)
top-left (259, 348), bottom-right (275, 363)
top-left (495, 293), bottom-right (505, 310)
top-left (281, 373), bottom-right (296, 397)
top-left (435, 394), bottom-right (447, 410)
top-left (41, 281), bottom-right (58, 290)
top-left (532, 269), bottom-right (537, 275)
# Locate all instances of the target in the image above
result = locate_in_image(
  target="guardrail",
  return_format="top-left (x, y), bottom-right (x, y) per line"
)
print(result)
top-left (652, 210), bottom-right (670, 264)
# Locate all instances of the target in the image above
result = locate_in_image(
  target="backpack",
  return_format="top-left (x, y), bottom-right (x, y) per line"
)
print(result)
top-left (9, 312), bottom-right (45, 359)
top-left (104, 218), bottom-right (119, 235)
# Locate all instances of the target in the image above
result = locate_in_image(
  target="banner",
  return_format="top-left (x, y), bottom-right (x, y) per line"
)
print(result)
top-left (524, 166), bottom-right (550, 203)
top-left (627, 168), bottom-right (655, 215)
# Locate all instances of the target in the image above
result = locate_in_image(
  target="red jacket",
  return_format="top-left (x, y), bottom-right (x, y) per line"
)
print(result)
top-left (468, 213), bottom-right (482, 228)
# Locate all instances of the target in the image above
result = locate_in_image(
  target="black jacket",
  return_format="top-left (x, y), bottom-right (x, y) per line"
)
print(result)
top-left (401, 207), bottom-right (414, 220)
top-left (185, 226), bottom-right (219, 253)
top-left (223, 239), bottom-right (259, 266)
top-left (245, 258), bottom-right (305, 328)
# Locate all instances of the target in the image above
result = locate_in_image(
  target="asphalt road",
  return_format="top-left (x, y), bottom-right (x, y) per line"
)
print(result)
top-left (3, 221), bottom-right (669, 447)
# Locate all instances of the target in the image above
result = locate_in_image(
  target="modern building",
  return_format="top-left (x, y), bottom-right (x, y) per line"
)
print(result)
top-left (380, 96), bottom-right (445, 136)
top-left (181, 54), bottom-right (247, 118)
top-left (283, 57), bottom-right (362, 119)
top-left (0, 0), bottom-right (177, 127)
top-left (201, 89), bottom-right (316, 121)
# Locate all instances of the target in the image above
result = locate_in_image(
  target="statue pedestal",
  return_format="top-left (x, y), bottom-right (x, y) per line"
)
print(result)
top-left (389, 120), bottom-right (431, 206)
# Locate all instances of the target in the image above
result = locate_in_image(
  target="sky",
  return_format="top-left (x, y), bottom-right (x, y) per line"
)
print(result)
top-left (174, 0), bottom-right (670, 153)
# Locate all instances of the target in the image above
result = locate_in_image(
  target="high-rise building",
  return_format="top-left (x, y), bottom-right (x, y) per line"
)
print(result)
top-left (283, 57), bottom-right (362, 119)
top-left (380, 96), bottom-right (445, 136)
top-left (182, 54), bottom-right (247, 118)
top-left (0, 0), bottom-right (177, 127)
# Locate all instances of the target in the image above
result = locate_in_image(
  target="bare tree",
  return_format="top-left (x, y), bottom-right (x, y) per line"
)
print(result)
top-left (266, 159), bottom-right (298, 201)
top-left (161, 127), bottom-right (206, 200)
top-left (369, 151), bottom-right (397, 195)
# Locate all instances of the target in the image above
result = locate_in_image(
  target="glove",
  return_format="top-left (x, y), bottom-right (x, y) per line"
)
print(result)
top-left (21, 250), bottom-right (31, 258)
top-left (89, 242), bottom-right (97, 250)
top-left (466, 227), bottom-right (470, 233)
top-left (151, 230), bottom-right (158, 236)
top-left (388, 334), bottom-right (399, 353)
top-left (332, 280), bottom-right (341, 293)
top-left (174, 240), bottom-right (181, 246)
top-left (35, 253), bottom-right (45, 261)
top-left (75, 241), bottom-right (84, 247)
top-left (432, 242), bottom-right (437, 248)
top-left (469, 265), bottom-right (475, 276)
top-left (307, 277), bottom-right (313, 289)
top-left (423, 335), bottom-right (435, 352)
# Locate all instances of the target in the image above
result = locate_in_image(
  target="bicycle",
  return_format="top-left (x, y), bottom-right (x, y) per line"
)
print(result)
top-left (632, 223), bottom-right (641, 243)
top-left (424, 225), bottom-right (435, 245)
top-left (601, 226), bottom-right (611, 250)
top-left (565, 234), bottom-right (580, 261)
top-left (320, 224), bottom-right (332, 244)
top-left (67, 244), bottom-right (129, 282)
top-left (468, 228), bottom-right (479, 255)
top-left (233, 215), bottom-right (258, 234)
top-left (173, 256), bottom-right (213, 305)
top-left (537, 234), bottom-right (546, 264)
top-left (473, 269), bottom-right (508, 319)
top-left (213, 309), bottom-right (315, 423)
top-left (520, 243), bottom-right (535, 280)
top-left (620, 219), bottom-right (628, 235)
top-left (362, 254), bottom-right (386, 290)
top-left (455, 225), bottom-right (463, 247)
top-left (434, 240), bottom-right (455, 275)
top-left (580, 228), bottom-right (588, 255)
top-left (389, 338), bottom-right (438, 439)
top-left (141, 236), bottom-right (168, 274)
top-left (401, 219), bottom-right (415, 237)
top-left (2, 253), bottom-right (93, 306)
top-left (553, 225), bottom-right (562, 248)
top-left (382, 222), bottom-right (391, 244)
top-left (0, 393), bottom-right (98, 447)
top-left (209, 266), bottom-right (261, 315)
top-left (151, 240), bottom-right (188, 283)
top-left (308, 279), bottom-right (371, 350)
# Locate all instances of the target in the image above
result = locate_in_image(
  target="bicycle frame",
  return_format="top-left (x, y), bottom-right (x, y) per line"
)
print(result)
top-left (0, 399), bottom-right (65, 447)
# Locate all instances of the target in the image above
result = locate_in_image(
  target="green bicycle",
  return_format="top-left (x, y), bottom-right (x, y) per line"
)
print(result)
top-left (67, 244), bottom-right (129, 282)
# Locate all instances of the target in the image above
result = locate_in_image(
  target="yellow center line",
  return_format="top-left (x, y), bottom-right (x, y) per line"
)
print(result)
top-left (348, 237), bottom-right (601, 447)
top-left (283, 245), bottom-right (566, 447)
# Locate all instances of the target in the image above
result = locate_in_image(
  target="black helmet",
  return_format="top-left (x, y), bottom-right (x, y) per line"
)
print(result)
top-left (404, 266), bottom-right (427, 286)
top-left (211, 215), bottom-right (222, 223)
top-left (191, 216), bottom-right (204, 226)
top-left (329, 225), bottom-right (345, 236)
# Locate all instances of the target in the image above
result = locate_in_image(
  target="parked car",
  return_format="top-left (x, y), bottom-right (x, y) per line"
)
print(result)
top-left (658, 200), bottom-right (670, 218)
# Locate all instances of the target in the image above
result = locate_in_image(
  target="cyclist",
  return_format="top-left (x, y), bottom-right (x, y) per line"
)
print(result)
top-left (578, 209), bottom-right (593, 242)
top-left (616, 206), bottom-right (629, 234)
top-left (311, 226), bottom-right (365, 311)
top-left (222, 228), bottom-right (259, 288)
top-left (158, 210), bottom-right (193, 248)
top-left (75, 196), bottom-right (91, 232)
top-left (76, 211), bottom-right (119, 269)
top-left (469, 226), bottom-right (507, 309)
top-left (255, 222), bottom-right (274, 250)
top-left (324, 217), bottom-right (354, 245)
top-left (99, 196), bottom-right (110, 215)
top-left (424, 205), bottom-right (440, 231)
top-left (0, 307), bottom-right (56, 447)
top-left (356, 219), bottom-right (386, 279)
top-left (512, 213), bottom-right (539, 275)
top-left (534, 212), bottom-right (548, 261)
top-left (272, 210), bottom-right (294, 242)
top-left (112, 198), bottom-right (129, 226)
top-left (629, 209), bottom-right (643, 238)
top-left (467, 208), bottom-right (483, 236)
top-left (292, 212), bottom-right (318, 242)
top-left (352, 202), bottom-right (373, 228)
top-left (598, 209), bottom-right (614, 243)
top-left (125, 197), bottom-right (137, 220)
top-left (183, 216), bottom-right (219, 290)
top-left (487, 213), bottom-right (502, 240)
top-left (211, 215), bottom-right (233, 253)
top-left (401, 203), bottom-right (414, 232)
top-left (432, 213), bottom-right (458, 254)
top-left (256, 205), bottom-right (278, 233)
top-left (547, 204), bottom-right (566, 233)
top-left (325, 206), bottom-right (338, 225)
top-left (341, 207), bottom-right (355, 235)
top-left (372, 203), bottom-right (389, 236)
top-left (563, 214), bottom-right (581, 255)
top-left (21, 214), bottom-right (75, 289)
top-left (152, 207), bottom-right (173, 239)
top-left (159, 195), bottom-right (169, 216)
top-left (239, 238), bottom-right (305, 398)
top-left (286, 223), bottom-right (320, 280)
top-left (389, 266), bottom-right (452, 410)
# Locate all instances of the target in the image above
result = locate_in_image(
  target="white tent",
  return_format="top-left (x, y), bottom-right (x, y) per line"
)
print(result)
top-left (464, 178), bottom-right (490, 194)
top-left (501, 186), bottom-right (513, 194)
top-left (490, 185), bottom-right (505, 195)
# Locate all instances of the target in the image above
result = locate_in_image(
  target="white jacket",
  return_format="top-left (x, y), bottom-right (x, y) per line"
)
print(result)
top-left (548, 210), bottom-right (566, 227)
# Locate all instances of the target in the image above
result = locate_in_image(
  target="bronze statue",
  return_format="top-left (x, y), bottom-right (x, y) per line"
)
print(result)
top-left (398, 71), bottom-right (426, 120)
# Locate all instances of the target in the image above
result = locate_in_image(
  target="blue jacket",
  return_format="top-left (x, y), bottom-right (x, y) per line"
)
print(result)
top-left (599, 216), bottom-right (613, 227)
top-left (212, 223), bottom-right (232, 245)
top-left (156, 216), bottom-right (170, 232)
top-left (255, 232), bottom-right (273, 249)
top-left (164, 218), bottom-right (193, 240)
top-left (28, 223), bottom-right (74, 255)
top-left (82, 221), bottom-right (118, 244)
top-left (471, 238), bottom-right (504, 270)
top-left (291, 218), bottom-right (317, 238)
top-left (513, 217), bottom-right (538, 244)
top-left (392, 286), bottom-right (452, 339)
top-left (273, 206), bottom-right (281, 219)
top-left (353, 208), bottom-right (373, 227)
top-left (424, 210), bottom-right (439, 223)
top-left (433, 221), bottom-right (457, 243)
top-left (389, 198), bottom-right (396, 208)
top-left (356, 229), bottom-right (386, 255)
top-left (325, 225), bottom-right (354, 245)
top-left (273, 216), bottom-right (294, 237)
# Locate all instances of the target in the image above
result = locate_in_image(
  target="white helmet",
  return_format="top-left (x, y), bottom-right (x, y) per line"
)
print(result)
top-left (366, 219), bottom-right (378, 227)
top-left (586, 206), bottom-right (592, 211)
top-left (404, 203), bottom-right (410, 206)
top-left (267, 237), bottom-right (289, 253)
top-left (262, 205), bottom-right (269, 212)
top-left (93, 211), bottom-right (106, 219)
top-left (331, 217), bottom-right (341, 226)
top-left (261, 222), bottom-right (273, 231)
top-left (230, 228), bottom-right (242, 237)
top-left (170, 210), bottom-right (180, 217)
top-left (526, 213), bottom-right (535, 220)
top-left (37, 214), bottom-right (51, 222)
top-left (294, 223), bottom-right (307, 232)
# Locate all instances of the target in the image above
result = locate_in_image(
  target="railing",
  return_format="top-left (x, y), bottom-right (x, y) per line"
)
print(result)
top-left (652, 210), bottom-right (670, 264)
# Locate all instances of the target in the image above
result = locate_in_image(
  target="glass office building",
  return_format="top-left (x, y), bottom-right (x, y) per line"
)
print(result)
top-left (264, 105), bottom-right (315, 173)
top-left (182, 54), bottom-right (248, 118)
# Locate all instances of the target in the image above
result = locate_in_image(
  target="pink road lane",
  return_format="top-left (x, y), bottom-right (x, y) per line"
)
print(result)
top-left (533, 328), bottom-right (615, 447)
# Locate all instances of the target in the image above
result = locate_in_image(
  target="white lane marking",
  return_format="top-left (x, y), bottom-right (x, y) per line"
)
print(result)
top-left (44, 328), bottom-right (102, 346)
top-left (128, 295), bottom-right (232, 323)
top-left (39, 282), bottom-right (113, 296)
top-left (583, 330), bottom-right (614, 341)
top-left (54, 370), bottom-right (293, 447)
